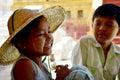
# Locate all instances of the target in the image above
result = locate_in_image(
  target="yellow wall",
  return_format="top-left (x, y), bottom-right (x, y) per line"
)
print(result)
top-left (11, 0), bottom-right (93, 20)
top-left (11, 0), bottom-right (94, 35)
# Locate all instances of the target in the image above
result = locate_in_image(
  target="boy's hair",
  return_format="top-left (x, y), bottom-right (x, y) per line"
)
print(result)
top-left (92, 4), bottom-right (120, 27)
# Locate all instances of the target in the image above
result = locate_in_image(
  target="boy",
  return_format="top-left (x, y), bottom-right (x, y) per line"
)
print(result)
top-left (72, 4), bottom-right (120, 80)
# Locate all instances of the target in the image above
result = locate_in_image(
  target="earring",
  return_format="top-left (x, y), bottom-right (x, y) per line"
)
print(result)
top-left (23, 46), bottom-right (26, 49)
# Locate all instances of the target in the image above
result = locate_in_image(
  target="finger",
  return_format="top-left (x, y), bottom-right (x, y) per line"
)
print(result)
top-left (65, 64), bottom-right (68, 67)
top-left (55, 66), bottom-right (61, 72)
top-left (56, 65), bottom-right (63, 68)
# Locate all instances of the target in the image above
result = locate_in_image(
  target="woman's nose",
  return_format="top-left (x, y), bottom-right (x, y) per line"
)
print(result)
top-left (46, 33), bottom-right (53, 41)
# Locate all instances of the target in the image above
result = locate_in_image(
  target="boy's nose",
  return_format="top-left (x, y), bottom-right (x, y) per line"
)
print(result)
top-left (99, 25), bottom-right (106, 30)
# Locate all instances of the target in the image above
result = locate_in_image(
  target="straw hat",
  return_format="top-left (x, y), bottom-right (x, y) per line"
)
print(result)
top-left (0, 5), bottom-right (66, 65)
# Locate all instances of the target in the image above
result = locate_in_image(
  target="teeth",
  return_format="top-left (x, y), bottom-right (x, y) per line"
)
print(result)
top-left (45, 45), bottom-right (51, 47)
top-left (45, 42), bottom-right (52, 47)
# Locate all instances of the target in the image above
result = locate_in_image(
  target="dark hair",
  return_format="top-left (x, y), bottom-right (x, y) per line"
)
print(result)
top-left (11, 15), bottom-right (45, 53)
top-left (92, 4), bottom-right (120, 27)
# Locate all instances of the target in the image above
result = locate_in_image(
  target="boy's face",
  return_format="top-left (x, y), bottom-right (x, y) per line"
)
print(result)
top-left (92, 16), bottom-right (120, 44)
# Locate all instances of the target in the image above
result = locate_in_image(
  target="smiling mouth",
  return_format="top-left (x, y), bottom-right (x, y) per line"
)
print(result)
top-left (44, 44), bottom-right (52, 48)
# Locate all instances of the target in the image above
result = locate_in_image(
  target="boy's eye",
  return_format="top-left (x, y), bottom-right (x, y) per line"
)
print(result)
top-left (96, 23), bottom-right (101, 26)
top-left (105, 23), bottom-right (113, 27)
top-left (94, 22), bottom-right (101, 26)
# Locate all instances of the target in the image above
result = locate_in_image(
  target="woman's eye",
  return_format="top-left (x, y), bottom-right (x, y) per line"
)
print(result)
top-left (36, 32), bottom-right (45, 37)
top-left (36, 34), bottom-right (43, 37)
top-left (48, 31), bottom-right (52, 33)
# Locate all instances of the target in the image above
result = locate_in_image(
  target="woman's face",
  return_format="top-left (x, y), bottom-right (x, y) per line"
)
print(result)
top-left (92, 16), bottom-right (120, 44)
top-left (25, 16), bottom-right (53, 57)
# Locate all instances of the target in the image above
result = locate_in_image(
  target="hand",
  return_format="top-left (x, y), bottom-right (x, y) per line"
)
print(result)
top-left (55, 64), bottom-right (70, 80)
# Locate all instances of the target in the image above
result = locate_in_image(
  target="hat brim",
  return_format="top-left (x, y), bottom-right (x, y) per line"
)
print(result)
top-left (0, 5), bottom-right (66, 65)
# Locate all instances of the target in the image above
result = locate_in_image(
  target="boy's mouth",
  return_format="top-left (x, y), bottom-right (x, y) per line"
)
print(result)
top-left (97, 33), bottom-right (107, 39)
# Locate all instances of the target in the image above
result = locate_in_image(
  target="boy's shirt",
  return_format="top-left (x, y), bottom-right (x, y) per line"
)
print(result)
top-left (71, 35), bottom-right (120, 80)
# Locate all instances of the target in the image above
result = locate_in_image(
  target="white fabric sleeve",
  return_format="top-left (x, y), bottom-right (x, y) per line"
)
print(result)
top-left (71, 40), bottom-right (82, 66)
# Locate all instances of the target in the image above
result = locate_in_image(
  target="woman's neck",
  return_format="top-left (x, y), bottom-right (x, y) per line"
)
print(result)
top-left (28, 56), bottom-right (42, 65)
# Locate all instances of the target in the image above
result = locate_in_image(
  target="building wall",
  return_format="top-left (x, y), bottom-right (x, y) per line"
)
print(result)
top-left (11, 0), bottom-right (93, 40)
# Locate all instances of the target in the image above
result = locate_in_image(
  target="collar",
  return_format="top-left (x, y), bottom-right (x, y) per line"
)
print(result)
top-left (112, 43), bottom-right (120, 54)
top-left (90, 36), bottom-right (120, 54)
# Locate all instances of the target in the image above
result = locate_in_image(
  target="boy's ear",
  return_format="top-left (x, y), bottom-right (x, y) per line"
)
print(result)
top-left (117, 28), bottom-right (120, 36)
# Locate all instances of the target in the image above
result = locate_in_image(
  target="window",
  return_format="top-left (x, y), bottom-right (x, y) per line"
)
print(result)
top-left (78, 10), bottom-right (83, 19)
top-left (46, 0), bottom-right (49, 1)
top-left (66, 11), bottom-right (71, 19)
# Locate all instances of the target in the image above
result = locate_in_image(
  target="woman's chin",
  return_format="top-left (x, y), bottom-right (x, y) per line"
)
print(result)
top-left (45, 52), bottom-right (52, 56)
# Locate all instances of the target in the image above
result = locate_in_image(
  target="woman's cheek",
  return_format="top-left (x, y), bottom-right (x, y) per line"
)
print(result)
top-left (32, 38), bottom-right (45, 52)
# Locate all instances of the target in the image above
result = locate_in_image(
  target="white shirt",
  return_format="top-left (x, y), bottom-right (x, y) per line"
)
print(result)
top-left (71, 35), bottom-right (120, 80)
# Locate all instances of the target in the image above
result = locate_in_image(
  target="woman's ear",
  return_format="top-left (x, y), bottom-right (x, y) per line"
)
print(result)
top-left (16, 40), bottom-right (27, 50)
top-left (117, 28), bottom-right (120, 36)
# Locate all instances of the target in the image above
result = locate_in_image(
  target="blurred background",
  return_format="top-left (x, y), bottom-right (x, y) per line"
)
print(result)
top-left (0, 0), bottom-right (120, 80)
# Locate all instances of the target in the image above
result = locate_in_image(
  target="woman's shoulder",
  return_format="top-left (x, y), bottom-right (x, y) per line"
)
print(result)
top-left (12, 58), bottom-right (35, 79)
top-left (13, 58), bottom-right (34, 72)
